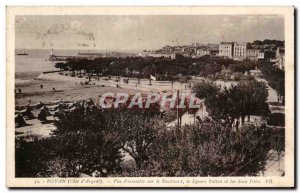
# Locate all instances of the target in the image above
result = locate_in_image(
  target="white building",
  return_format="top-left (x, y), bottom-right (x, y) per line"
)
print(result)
top-left (246, 49), bottom-right (259, 57)
top-left (218, 42), bottom-right (234, 58)
top-left (148, 53), bottom-right (177, 60)
top-left (246, 49), bottom-right (260, 60)
top-left (258, 52), bottom-right (265, 59)
top-left (196, 49), bottom-right (210, 57)
top-left (233, 42), bottom-right (247, 60)
top-left (276, 47), bottom-right (285, 69)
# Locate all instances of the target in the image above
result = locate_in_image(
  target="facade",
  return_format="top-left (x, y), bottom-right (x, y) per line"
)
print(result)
top-left (218, 42), bottom-right (234, 58)
top-left (258, 52), bottom-right (265, 59)
top-left (153, 42), bottom-right (278, 61)
top-left (246, 49), bottom-right (259, 57)
top-left (170, 53), bottom-right (177, 60)
top-left (162, 45), bottom-right (174, 54)
top-left (196, 49), bottom-right (210, 57)
top-left (148, 52), bottom-right (177, 59)
top-left (174, 46), bottom-right (182, 53)
top-left (276, 47), bottom-right (285, 69)
top-left (233, 42), bottom-right (247, 59)
top-left (246, 49), bottom-right (260, 60)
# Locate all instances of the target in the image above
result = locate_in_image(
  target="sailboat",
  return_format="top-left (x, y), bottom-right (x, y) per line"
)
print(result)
top-left (17, 49), bottom-right (29, 56)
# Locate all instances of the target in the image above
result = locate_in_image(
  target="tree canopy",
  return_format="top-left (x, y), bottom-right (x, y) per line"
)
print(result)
top-left (193, 80), bottom-right (269, 127)
top-left (55, 56), bottom-right (237, 79)
top-left (16, 103), bottom-right (272, 177)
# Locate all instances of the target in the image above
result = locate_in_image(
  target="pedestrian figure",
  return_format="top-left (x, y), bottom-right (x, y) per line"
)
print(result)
top-left (53, 87), bottom-right (56, 92)
top-left (40, 84), bottom-right (43, 89)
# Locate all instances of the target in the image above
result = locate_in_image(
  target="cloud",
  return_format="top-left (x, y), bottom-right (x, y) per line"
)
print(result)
top-left (36, 20), bottom-right (95, 42)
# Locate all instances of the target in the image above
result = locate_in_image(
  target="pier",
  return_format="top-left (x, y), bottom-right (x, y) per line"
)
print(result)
top-left (48, 49), bottom-right (92, 61)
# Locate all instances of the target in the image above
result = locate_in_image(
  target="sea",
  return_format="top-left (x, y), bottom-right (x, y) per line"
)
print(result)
top-left (15, 49), bottom-right (79, 80)
top-left (15, 49), bottom-right (140, 80)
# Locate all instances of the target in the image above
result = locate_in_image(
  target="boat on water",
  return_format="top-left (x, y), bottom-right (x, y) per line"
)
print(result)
top-left (17, 49), bottom-right (29, 56)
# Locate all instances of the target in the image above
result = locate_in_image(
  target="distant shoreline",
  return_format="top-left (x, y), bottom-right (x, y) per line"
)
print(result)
top-left (15, 48), bottom-right (144, 54)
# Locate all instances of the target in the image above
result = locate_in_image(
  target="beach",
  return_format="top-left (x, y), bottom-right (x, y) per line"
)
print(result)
top-left (15, 73), bottom-right (149, 107)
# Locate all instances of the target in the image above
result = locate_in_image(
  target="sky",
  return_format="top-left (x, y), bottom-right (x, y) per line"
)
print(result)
top-left (15, 15), bottom-right (284, 51)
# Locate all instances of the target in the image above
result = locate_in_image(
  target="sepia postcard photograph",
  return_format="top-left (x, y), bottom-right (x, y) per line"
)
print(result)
top-left (6, 6), bottom-right (295, 188)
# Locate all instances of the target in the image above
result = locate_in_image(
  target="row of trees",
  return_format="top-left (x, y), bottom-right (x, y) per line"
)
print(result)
top-left (16, 104), bottom-right (272, 177)
top-left (55, 56), bottom-right (256, 79)
top-left (252, 39), bottom-right (284, 47)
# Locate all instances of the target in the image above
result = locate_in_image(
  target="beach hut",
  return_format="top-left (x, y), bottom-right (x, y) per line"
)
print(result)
top-left (15, 113), bottom-right (27, 127)
top-left (46, 99), bottom-right (61, 106)
top-left (65, 106), bottom-right (76, 112)
top-left (47, 103), bottom-right (61, 111)
top-left (29, 101), bottom-right (44, 109)
top-left (38, 106), bottom-right (52, 122)
top-left (15, 106), bottom-right (35, 120)
top-left (23, 106), bottom-right (35, 119)
top-left (53, 104), bottom-right (66, 119)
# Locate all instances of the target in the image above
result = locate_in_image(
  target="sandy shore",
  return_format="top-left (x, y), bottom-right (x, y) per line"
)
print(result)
top-left (15, 73), bottom-right (148, 106)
